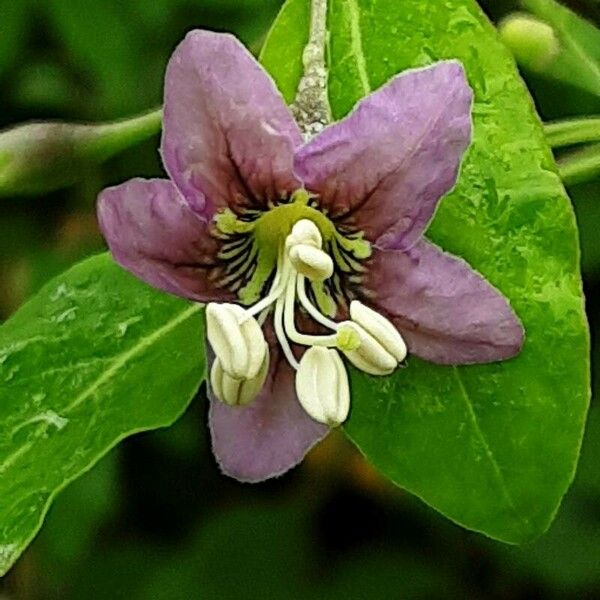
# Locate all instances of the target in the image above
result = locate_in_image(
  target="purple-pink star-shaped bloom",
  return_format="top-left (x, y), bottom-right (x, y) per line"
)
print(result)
top-left (97, 30), bottom-right (524, 483)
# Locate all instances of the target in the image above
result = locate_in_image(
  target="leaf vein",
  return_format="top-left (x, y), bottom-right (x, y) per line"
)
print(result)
top-left (452, 367), bottom-right (531, 535)
top-left (343, 0), bottom-right (371, 94)
top-left (63, 304), bottom-right (201, 414)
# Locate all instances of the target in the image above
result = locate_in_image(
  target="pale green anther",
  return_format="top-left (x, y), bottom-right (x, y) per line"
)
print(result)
top-left (289, 244), bottom-right (334, 281)
top-left (340, 322), bottom-right (398, 376)
top-left (211, 350), bottom-right (269, 407)
top-left (295, 347), bottom-right (350, 426)
top-left (350, 300), bottom-right (407, 362)
top-left (205, 303), bottom-right (267, 380)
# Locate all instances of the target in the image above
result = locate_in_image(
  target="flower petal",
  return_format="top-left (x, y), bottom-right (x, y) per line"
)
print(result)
top-left (208, 343), bottom-right (329, 483)
top-left (295, 61), bottom-right (473, 250)
top-left (162, 30), bottom-right (302, 215)
top-left (98, 178), bottom-right (234, 303)
top-left (364, 241), bottom-right (524, 364)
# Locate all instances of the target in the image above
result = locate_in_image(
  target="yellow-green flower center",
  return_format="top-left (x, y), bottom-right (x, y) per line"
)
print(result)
top-left (213, 189), bottom-right (371, 315)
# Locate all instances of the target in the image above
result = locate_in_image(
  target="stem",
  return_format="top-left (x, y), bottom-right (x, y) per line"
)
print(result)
top-left (545, 117), bottom-right (600, 148)
top-left (290, 0), bottom-right (332, 139)
top-left (0, 107), bottom-right (163, 197)
top-left (79, 108), bottom-right (162, 161)
top-left (557, 143), bottom-right (600, 186)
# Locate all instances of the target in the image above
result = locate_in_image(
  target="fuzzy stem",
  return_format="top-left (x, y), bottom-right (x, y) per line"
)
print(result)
top-left (290, 0), bottom-right (332, 139)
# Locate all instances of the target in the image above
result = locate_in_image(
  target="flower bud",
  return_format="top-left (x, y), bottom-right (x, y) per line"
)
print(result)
top-left (295, 346), bottom-right (350, 426)
top-left (499, 14), bottom-right (560, 73)
top-left (338, 322), bottom-right (397, 376)
top-left (286, 218), bottom-right (322, 250)
top-left (350, 300), bottom-right (407, 362)
top-left (210, 348), bottom-right (269, 407)
top-left (206, 303), bottom-right (267, 379)
top-left (288, 244), bottom-right (334, 281)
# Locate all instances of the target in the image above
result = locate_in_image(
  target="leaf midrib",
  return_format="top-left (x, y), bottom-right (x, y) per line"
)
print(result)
top-left (0, 301), bottom-right (202, 576)
top-left (341, 0), bottom-right (372, 94)
top-left (65, 303), bottom-right (202, 413)
top-left (452, 367), bottom-right (532, 537)
top-left (0, 303), bottom-right (202, 478)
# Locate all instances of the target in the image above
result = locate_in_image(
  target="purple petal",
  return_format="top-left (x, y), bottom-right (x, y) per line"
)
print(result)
top-left (295, 61), bottom-right (473, 250)
top-left (162, 30), bottom-right (302, 215)
top-left (209, 343), bottom-right (329, 483)
top-left (365, 241), bottom-right (524, 364)
top-left (98, 178), bottom-right (234, 303)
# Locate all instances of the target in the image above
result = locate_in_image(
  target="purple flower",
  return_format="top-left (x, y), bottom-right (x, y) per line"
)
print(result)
top-left (97, 31), bottom-right (524, 483)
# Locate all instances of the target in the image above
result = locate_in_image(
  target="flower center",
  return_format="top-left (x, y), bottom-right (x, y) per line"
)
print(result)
top-left (213, 189), bottom-right (371, 315)
top-left (207, 188), bottom-right (407, 426)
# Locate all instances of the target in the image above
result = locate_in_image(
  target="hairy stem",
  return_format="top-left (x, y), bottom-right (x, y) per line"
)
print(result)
top-left (290, 0), bottom-right (332, 139)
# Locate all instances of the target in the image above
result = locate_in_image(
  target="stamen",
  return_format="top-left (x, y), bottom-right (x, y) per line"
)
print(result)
top-left (244, 255), bottom-right (290, 319)
top-left (209, 211), bottom-right (388, 384)
top-left (296, 275), bottom-right (339, 331)
top-left (256, 307), bottom-right (270, 326)
top-left (285, 218), bottom-right (322, 250)
top-left (283, 272), bottom-right (339, 348)
top-left (274, 289), bottom-right (300, 370)
top-left (288, 244), bottom-right (333, 281)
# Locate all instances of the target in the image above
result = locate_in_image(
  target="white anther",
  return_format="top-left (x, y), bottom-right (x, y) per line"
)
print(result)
top-left (210, 347), bottom-right (269, 407)
top-left (206, 303), bottom-right (267, 380)
top-left (285, 218), bottom-right (322, 250)
top-left (295, 346), bottom-right (350, 426)
top-left (339, 322), bottom-right (398, 376)
top-left (350, 301), bottom-right (407, 362)
top-left (288, 244), bottom-right (334, 281)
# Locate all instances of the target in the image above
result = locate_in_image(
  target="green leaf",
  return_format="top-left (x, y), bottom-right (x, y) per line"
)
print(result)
top-left (46, 0), bottom-right (156, 116)
top-left (262, 0), bottom-right (589, 543)
top-left (0, 0), bottom-right (27, 79)
top-left (0, 254), bottom-right (203, 574)
top-left (521, 0), bottom-right (600, 97)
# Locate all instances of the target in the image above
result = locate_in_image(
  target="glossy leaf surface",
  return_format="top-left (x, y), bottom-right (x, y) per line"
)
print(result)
top-left (262, 0), bottom-right (590, 543)
top-left (0, 254), bottom-right (203, 574)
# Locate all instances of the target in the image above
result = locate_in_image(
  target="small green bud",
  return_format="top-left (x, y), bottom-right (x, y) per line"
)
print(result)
top-left (499, 13), bottom-right (561, 73)
top-left (0, 109), bottom-right (161, 197)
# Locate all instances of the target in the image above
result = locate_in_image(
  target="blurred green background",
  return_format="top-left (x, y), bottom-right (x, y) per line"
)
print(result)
top-left (1, 0), bottom-right (599, 598)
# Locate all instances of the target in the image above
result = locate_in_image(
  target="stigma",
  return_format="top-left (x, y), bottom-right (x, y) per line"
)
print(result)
top-left (207, 218), bottom-right (407, 426)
